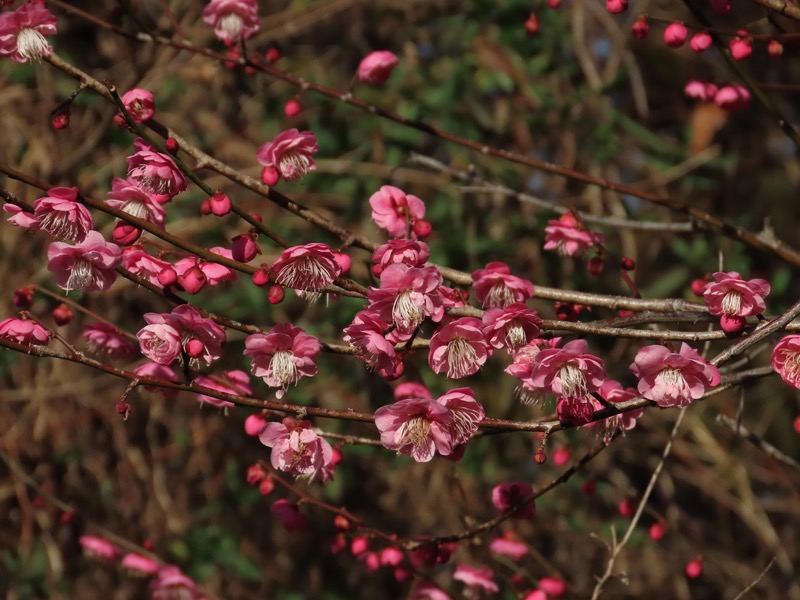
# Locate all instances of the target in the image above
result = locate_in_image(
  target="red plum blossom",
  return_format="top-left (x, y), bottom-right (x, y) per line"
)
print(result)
top-left (367, 264), bottom-right (444, 334)
top-left (374, 398), bottom-right (454, 462)
top-left (0, 318), bottom-right (50, 346)
top-left (771, 335), bottom-right (800, 389)
top-left (194, 369), bottom-right (252, 409)
top-left (126, 138), bottom-right (187, 198)
top-left (471, 262), bottom-right (534, 308)
top-left (482, 303), bottom-right (542, 353)
top-left (269, 243), bottom-right (341, 294)
top-left (259, 419), bottom-right (335, 481)
top-left (0, 2), bottom-right (57, 63)
top-left (543, 213), bottom-right (603, 257)
top-left (369, 185), bottom-right (428, 239)
top-left (202, 0), bottom-right (259, 45)
top-left (428, 317), bottom-right (492, 379)
top-left (256, 129), bottom-right (318, 182)
top-left (357, 50), bottom-right (399, 84)
top-left (33, 187), bottom-right (93, 242)
top-left (47, 231), bottom-right (122, 293)
top-left (244, 323), bottom-right (321, 398)
top-left (82, 322), bottom-right (136, 359)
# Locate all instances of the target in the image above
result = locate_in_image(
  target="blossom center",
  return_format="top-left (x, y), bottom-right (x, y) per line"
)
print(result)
top-left (271, 349), bottom-right (298, 386)
top-left (219, 13), bottom-right (244, 39)
top-left (486, 283), bottom-right (514, 308)
top-left (65, 258), bottom-right (95, 291)
top-left (38, 211), bottom-right (80, 242)
top-left (120, 199), bottom-right (150, 220)
top-left (17, 28), bottom-right (48, 61)
top-left (657, 367), bottom-right (685, 388)
top-left (392, 290), bottom-right (423, 330)
top-left (505, 322), bottom-right (527, 350)
top-left (447, 337), bottom-right (478, 378)
top-left (721, 291), bottom-right (743, 315)
top-left (780, 350), bottom-right (800, 383)
top-left (398, 416), bottom-right (432, 448)
top-left (279, 151), bottom-right (314, 180)
top-left (275, 256), bottom-right (331, 291)
top-left (558, 362), bottom-right (587, 397)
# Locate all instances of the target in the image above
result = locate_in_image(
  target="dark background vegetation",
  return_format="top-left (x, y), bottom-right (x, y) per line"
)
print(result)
top-left (1, 0), bottom-right (799, 598)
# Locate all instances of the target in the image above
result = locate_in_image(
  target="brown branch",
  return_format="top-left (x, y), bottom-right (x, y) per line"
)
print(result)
top-left (716, 415), bottom-right (800, 473)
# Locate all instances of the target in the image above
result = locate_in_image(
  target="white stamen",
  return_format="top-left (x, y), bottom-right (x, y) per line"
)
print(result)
top-left (279, 151), bottom-right (314, 179)
top-left (17, 28), bottom-right (49, 61)
top-left (65, 258), bottom-right (95, 291)
top-left (447, 337), bottom-right (478, 378)
top-left (721, 291), bottom-right (743, 315)
top-left (504, 322), bottom-right (527, 350)
top-left (558, 362), bottom-right (587, 397)
top-left (396, 416), bottom-right (431, 449)
top-left (657, 368), bottom-right (685, 387)
top-left (271, 350), bottom-right (298, 387)
top-left (275, 256), bottom-right (332, 291)
top-left (486, 283), bottom-right (514, 308)
top-left (219, 13), bottom-right (244, 39)
top-left (392, 290), bottom-right (423, 331)
top-left (38, 212), bottom-right (81, 242)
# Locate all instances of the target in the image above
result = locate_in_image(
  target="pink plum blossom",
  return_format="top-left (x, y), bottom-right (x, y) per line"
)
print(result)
top-left (342, 310), bottom-right (397, 373)
top-left (47, 231), bottom-right (122, 293)
top-left (585, 380), bottom-right (643, 443)
top-left (0, 318), bottom-right (50, 345)
top-left (543, 213), bottom-right (603, 257)
top-left (174, 248), bottom-right (237, 288)
top-left (395, 382), bottom-right (433, 401)
top-left (482, 303), bottom-right (542, 353)
top-left (202, 0), bottom-right (260, 45)
top-left (529, 339), bottom-right (606, 399)
top-left (703, 271), bottom-right (769, 318)
top-left (194, 369), bottom-right (252, 409)
top-left (489, 536), bottom-right (528, 561)
top-left (137, 323), bottom-right (182, 365)
top-left (538, 577), bottom-right (566, 597)
top-left (122, 246), bottom-right (175, 288)
top-left (436, 387), bottom-right (484, 446)
top-left (269, 243), bottom-right (341, 294)
top-left (504, 338), bottom-right (562, 404)
top-left (0, 2), bottom-right (57, 63)
top-left (143, 305), bottom-right (226, 366)
top-left (428, 317), bottom-right (492, 379)
top-left (119, 88), bottom-right (155, 122)
top-left (630, 343), bottom-right (720, 407)
top-left (133, 362), bottom-right (181, 398)
top-left (79, 536), bottom-right (119, 561)
top-left (105, 178), bottom-right (166, 228)
top-left (151, 565), bottom-right (200, 600)
top-left (411, 581), bottom-right (452, 600)
top-left (472, 261), bottom-right (534, 308)
top-left (120, 553), bottom-right (160, 577)
top-left (664, 22), bottom-right (688, 48)
top-left (439, 285), bottom-right (469, 308)
top-left (771, 335), bottom-right (800, 389)
top-left (369, 185), bottom-right (427, 239)
top-left (714, 85), bottom-right (751, 111)
top-left (244, 324), bottom-right (321, 398)
top-left (259, 418), bottom-right (335, 482)
top-left (372, 239), bottom-right (430, 271)
top-left (374, 398), bottom-right (454, 462)
top-left (491, 481), bottom-right (535, 519)
top-left (684, 80), bottom-right (718, 101)
top-left (256, 129), bottom-right (318, 182)
top-left (358, 50), bottom-right (399, 84)
top-left (367, 264), bottom-right (444, 334)
top-left (33, 187), bottom-right (93, 242)
top-left (270, 499), bottom-right (308, 532)
top-left (126, 138), bottom-right (187, 198)
top-left (82, 322), bottom-right (136, 359)
top-left (3, 203), bottom-right (38, 230)
top-left (453, 564), bottom-right (499, 594)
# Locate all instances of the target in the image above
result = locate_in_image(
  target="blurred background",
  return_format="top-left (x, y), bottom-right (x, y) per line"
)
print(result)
top-left (1, 0), bottom-right (799, 597)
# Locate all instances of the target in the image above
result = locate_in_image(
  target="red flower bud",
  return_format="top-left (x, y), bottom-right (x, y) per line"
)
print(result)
top-left (268, 285), bottom-right (285, 304)
top-left (209, 192), bottom-right (232, 216)
top-left (165, 138), bottom-right (179, 154)
top-left (52, 303), bottom-right (73, 326)
top-left (284, 98), bottom-right (302, 117)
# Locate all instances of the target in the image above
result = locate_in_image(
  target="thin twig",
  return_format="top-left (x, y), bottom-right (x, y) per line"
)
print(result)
top-left (716, 415), bottom-right (800, 473)
top-left (731, 558), bottom-right (777, 600)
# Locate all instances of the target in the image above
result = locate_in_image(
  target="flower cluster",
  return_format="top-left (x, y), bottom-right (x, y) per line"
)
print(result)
top-left (259, 418), bottom-right (336, 482)
top-left (137, 305), bottom-right (226, 366)
top-left (244, 324), bottom-right (321, 398)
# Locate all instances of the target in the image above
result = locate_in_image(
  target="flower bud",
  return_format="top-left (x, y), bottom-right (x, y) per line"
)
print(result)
top-left (581, 479), bottom-right (596, 496)
top-left (115, 398), bottom-right (131, 420)
top-left (246, 463), bottom-right (266, 484)
top-left (412, 219), bottom-right (432, 238)
top-left (165, 138), bottom-right (179, 154)
top-left (51, 107), bottom-right (70, 130)
top-left (685, 556), bottom-right (703, 578)
top-left (251, 266), bottom-right (270, 287)
top-left (268, 285), bottom-right (285, 304)
top-left (52, 303), bottom-right (74, 326)
top-left (334, 515), bottom-right (351, 531)
top-left (265, 47), bottom-right (280, 63)
top-left (244, 414), bottom-right (266, 436)
top-left (209, 192), bottom-right (232, 216)
top-left (157, 267), bottom-right (177, 287)
top-left (730, 36), bottom-right (752, 61)
top-left (649, 520), bottom-right (666, 541)
top-left (284, 98), bottom-right (302, 117)
top-left (533, 449), bottom-right (547, 464)
top-left (720, 314), bottom-right (746, 335)
top-left (185, 338), bottom-right (204, 358)
top-left (587, 255), bottom-right (604, 276)
top-left (690, 32), bottom-right (712, 52)
top-left (333, 252), bottom-right (351, 275)
top-left (524, 15), bottom-right (539, 35)
top-left (768, 39), bottom-right (784, 57)
top-left (259, 477), bottom-right (275, 496)
top-left (112, 222), bottom-right (142, 246)
top-left (351, 537), bottom-right (369, 556)
top-left (631, 16), bottom-right (649, 40)
top-left (13, 286), bottom-right (34, 308)
top-left (664, 22), bottom-right (688, 48)
top-left (606, 0), bottom-right (627, 13)
top-left (178, 266), bottom-right (206, 294)
top-left (232, 233), bottom-right (261, 263)
top-left (261, 166), bottom-right (280, 186)
top-left (620, 256), bottom-right (636, 270)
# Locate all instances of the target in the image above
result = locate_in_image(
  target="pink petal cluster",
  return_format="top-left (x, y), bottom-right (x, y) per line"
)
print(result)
top-left (482, 303), bottom-right (542, 353)
top-left (133, 362), bottom-right (181, 398)
top-left (202, 0), bottom-right (260, 45)
top-left (411, 581), bottom-right (452, 600)
top-left (0, 317), bottom-right (50, 345)
top-left (584, 380), bottom-right (643, 444)
top-left (82, 322), bottom-right (136, 359)
top-left (269, 243), bottom-right (341, 294)
top-left (504, 338), bottom-right (561, 404)
top-left (270, 499), bottom-right (307, 532)
top-left (119, 88), bottom-right (155, 123)
top-left (528, 339), bottom-right (606, 399)
top-left (244, 323), bottom-right (321, 398)
top-left (394, 382), bottom-right (433, 401)
top-left (259, 418), bottom-right (336, 482)
top-left (123, 246), bottom-right (175, 288)
top-left (771, 335), bottom-right (800, 389)
top-left (33, 187), bottom-right (93, 242)
top-left (256, 129), bottom-right (318, 182)
top-left (120, 553), bottom-right (160, 577)
top-left (630, 343), bottom-right (720, 407)
top-left (194, 369), bottom-right (252, 409)
top-left (79, 536), bottom-right (119, 561)
top-left (489, 536), bottom-right (528, 561)
top-left (0, 2), bottom-right (57, 63)
top-left (453, 564), bottom-right (499, 594)
top-left (47, 231), bottom-right (122, 292)
top-left (174, 248), bottom-right (237, 292)
top-left (369, 185), bottom-right (428, 239)
top-left (428, 317), bottom-right (492, 379)
top-left (357, 50), bottom-right (399, 84)
top-left (543, 212), bottom-right (604, 257)
top-left (472, 262), bottom-right (534, 308)
top-left (367, 264), bottom-right (444, 334)
top-left (106, 178), bottom-right (167, 228)
top-left (703, 271), bottom-right (769, 317)
top-left (374, 388), bottom-right (484, 462)
top-left (139, 305), bottom-right (226, 366)
top-left (3, 203), bottom-right (38, 229)
top-left (372, 239), bottom-right (430, 272)
top-left (151, 565), bottom-right (201, 600)
top-left (343, 310), bottom-right (398, 374)
top-left (126, 139), bottom-right (187, 198)
top-left (491, 481), bottom-right (535, 519)
top-left (684, 80), bottom-right (751, 111)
